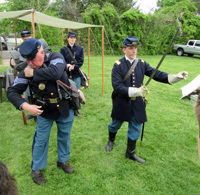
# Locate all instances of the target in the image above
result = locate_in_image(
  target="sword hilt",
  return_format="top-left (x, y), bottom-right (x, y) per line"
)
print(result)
top-left (141, 85), bottom-right (150, 97)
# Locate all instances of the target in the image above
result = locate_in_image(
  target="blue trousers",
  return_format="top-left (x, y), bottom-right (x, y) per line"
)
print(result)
top-left (72, 77), bottom-right (81, 90)
top-left (31, 109), bottom-right (74, 171)
top-left (108, 106), bottom-right (142, 141)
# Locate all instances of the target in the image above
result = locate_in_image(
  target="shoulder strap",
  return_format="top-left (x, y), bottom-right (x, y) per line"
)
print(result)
top-left (122, 58), bottom-right (138, 82)
top-left (66, 46), bottom-right (74, 58)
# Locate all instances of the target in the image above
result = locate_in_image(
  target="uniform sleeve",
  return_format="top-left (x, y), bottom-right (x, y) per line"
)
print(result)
top-left (6, 75), bottom-right (29, 110)
top-left (33, 52), bottom-right (66, 81)
top-left (112, 63), bottom-right (129, 97)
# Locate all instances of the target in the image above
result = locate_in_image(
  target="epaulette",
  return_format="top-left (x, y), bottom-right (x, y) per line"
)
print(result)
top-left (141, 59), bottom-right (145, 63)
top-left (115, 60), bottom-right (121, 65)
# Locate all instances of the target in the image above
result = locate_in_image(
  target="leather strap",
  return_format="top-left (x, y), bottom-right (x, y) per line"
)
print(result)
top-left (122, 59), bottom-right (138, 82)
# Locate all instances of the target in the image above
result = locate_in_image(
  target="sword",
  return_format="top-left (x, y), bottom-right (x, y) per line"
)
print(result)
top-left (140, 26), bottom-right (180, 145)
top-left (144, 26), bottom-right (180, 88)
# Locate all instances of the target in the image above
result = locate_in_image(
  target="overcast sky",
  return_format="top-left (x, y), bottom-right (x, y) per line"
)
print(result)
top-left (0, 0), bottom-right (159, 14)
top-left (135, 0), bottom-right (159, 14)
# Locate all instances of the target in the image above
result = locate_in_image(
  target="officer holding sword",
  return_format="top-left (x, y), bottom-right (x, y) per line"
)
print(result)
top-left (105, 35), bottom-right (188, 163)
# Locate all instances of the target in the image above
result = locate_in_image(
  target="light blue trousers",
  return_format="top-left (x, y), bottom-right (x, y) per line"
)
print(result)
top-left (108, 105), bottom-right (142, 141)
top-left (72, 77), bottom-right (81, 90)
top-left (31, 109), bottom-right (74, 171)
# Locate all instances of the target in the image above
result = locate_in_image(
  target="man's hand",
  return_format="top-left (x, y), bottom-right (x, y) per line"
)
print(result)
top-left (21, 102), bottom-right (43, 116)
top-left (24, 67), bottom-right (34, 77)
top-left (138, 86), bottom-right (148, 97)
top-left (177, 71), bottom-right (188, 80)
top-left (128, 86), bottom-right (148, 97)
top-left (67, 64), bottom-right (75, 70)
top-left (168, 71), bottom-right (188, 84)
top-left (10, 59), bottom-right (16, 66)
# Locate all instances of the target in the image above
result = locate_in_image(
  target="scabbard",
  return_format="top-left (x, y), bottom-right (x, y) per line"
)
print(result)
top-left (140, 123), bottom-right (145, 146)
top-left (22, 110), bottom-right (27, 125)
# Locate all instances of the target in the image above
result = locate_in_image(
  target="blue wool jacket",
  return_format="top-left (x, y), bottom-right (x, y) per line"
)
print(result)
top-left (111, 57), bottom-right (170, 123)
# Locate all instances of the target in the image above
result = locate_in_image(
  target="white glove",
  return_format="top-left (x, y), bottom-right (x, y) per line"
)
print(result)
top-left (128, 86), bottom-right (147, 97)
top-left (168, 71), bottom-right (188, 84)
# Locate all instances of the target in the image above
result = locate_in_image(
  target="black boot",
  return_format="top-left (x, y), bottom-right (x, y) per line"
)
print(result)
top-left (105, 131), bottom-right (117, 151)
top-left (125, 138), bottom-right (146, 163)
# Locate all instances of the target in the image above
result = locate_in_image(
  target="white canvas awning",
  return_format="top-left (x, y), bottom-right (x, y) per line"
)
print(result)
top-left (0, 9), bottom-right (105, 94)
top-left (0, 9), bottom-right (102, 29)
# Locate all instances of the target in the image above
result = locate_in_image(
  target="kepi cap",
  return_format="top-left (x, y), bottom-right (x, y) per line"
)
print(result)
top-left (122, 36), bottom-right (140, 47)
top-left (19, 38), bottom-right (41, 61)
top-left (68, 31), bottom-right (76, 37)
top-left (21, 29), bottom-right (31, 38)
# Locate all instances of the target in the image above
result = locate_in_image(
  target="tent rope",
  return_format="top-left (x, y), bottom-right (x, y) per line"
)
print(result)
top-left (104, 28), bottom-right (116, 61)
top-left (34, 12), bottom-right (43, 38)
top-left (90, 28), bottom-right (115, 70)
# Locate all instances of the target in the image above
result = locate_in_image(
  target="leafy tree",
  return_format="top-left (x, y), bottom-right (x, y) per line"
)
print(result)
top-left (157, 0), bottom-right (184, 8)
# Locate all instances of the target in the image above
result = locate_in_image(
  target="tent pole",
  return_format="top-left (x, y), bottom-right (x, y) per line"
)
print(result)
top-left (102, 27), bottom-right (104, 95)
top-left (31, 9), bottom-right (35, 38)
top-left (88, 27), bottom-right (90, 88)
top-left (14, 19), bottom-right (17, 48)
top-left (62, 29), bottom-right (63, 47)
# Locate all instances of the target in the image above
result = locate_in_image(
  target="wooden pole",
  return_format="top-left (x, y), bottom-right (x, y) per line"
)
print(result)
top-left (102, 27), bottom-right (104, 95)
top-left (62, 29), bottom-right (63, 47)
top-left (14, 19), bottom-right (17, 48)
top-left (88, 27), bottom-right (90, 88)
top-left (31, 9), bottom-right (35, 38)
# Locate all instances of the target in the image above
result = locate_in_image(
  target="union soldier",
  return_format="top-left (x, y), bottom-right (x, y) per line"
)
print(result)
top-left (105, 36), bottom-right (188, 163)
top-left (60, 31), bottom-right (84, 90)
top-left (7, 38), bottom-right (75, 184)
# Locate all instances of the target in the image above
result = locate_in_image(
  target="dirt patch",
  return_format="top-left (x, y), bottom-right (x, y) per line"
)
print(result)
top-left (0, 59), bottom-right (10, 67)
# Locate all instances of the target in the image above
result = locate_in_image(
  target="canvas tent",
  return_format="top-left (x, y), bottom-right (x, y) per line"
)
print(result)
top-left (0, 9), bottom-right (105, 94)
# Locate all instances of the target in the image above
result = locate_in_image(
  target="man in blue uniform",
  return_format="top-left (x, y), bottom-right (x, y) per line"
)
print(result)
top-left (7, 38), bottom-right (75, 185)
top-left (105, 36), bottom-right (188, 163)
top-left (60, 31), bottom-right (84, 90)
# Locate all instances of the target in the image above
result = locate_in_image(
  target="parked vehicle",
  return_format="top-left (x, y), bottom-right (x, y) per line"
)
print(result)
top-left (0, 36), bottom-right (8, 50)
top-left (173, 40), bottom-right (200, 57)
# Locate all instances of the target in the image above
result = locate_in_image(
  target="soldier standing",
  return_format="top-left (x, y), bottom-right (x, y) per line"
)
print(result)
top-left (105, 36), bottom-right (188, 163)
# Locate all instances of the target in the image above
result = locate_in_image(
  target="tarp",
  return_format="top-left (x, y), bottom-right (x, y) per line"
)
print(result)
top-left (0, 9), bottom-right (103, 29)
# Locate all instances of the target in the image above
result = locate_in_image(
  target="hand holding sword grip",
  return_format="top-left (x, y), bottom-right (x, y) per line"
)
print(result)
top-left (138, 85), bottom-right (148, 97)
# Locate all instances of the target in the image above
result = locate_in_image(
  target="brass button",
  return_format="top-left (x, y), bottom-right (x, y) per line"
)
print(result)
top-left (133, 77), bottom-right (135, 79)
top-left (57, 105), bottom-right (59, 107)
top-left (51, 93), bottom-right (53, 96)
top-left (133, 81), bottom-right (135, 83)
top-left (132, 73), bottom-right (134, 76)
top-left (132, 70), bottom-right (134, 72)
top-left (133, 85), bottom-right (135, 87)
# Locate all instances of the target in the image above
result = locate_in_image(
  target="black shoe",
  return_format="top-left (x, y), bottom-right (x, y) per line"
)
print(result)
top-left (126, 152), bottom-right (146, 163)
top-left (26, 114), bottom-right (34, 120)
top-left (57, 161), bottom-right (74, 174)
top-left (125, 138), bottom-right (146, 163)
top-left (105, 140), bottom-right (114, 152)
top-left (31, 170), bottom-right (46, 185)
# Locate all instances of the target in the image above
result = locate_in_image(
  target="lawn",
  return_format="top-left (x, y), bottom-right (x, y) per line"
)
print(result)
top-left (0, 54), bottom-right (200, 195)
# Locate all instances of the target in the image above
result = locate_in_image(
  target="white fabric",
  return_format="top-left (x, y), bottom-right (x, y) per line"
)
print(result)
top-left (0, 9), bottom-right (102, 29)
top-left (128, 86), bottom-right (147, 97)
top-left (180, 74), bottom-right (200, 99)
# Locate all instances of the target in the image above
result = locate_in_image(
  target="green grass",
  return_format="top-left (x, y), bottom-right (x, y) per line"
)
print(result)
top-left (0, 54), bottom-right (200, 195)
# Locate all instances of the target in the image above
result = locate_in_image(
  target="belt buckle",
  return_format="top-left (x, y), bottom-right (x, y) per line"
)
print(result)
top-left (49, 98), bottom-right (58, 103)
top-left (131, 97), bottom-right (136, 100)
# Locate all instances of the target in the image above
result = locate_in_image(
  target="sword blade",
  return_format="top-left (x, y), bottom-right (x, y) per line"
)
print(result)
top-left (145, 26), bottom-right (180, 87)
